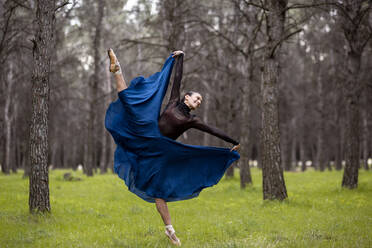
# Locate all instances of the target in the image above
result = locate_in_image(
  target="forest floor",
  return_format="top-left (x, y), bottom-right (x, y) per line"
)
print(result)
top-left (0, 168), bottom-right (371, 248)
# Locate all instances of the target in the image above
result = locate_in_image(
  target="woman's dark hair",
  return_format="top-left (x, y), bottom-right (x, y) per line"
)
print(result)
top-left (182, 91), bottom-right (196, 101)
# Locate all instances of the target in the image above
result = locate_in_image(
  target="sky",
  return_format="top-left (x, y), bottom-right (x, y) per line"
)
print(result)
top-left (123, 0), bottom-right (158, 14)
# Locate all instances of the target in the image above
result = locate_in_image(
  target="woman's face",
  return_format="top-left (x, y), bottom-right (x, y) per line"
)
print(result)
top-left (185, 93), bottom-right (203, 110)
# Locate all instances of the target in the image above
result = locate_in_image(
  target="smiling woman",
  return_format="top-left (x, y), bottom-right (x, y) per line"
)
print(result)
top-left (157, 52), bottom-right (240, 145)
top-left (184, 91), bottom-right (203, 109)
top-left (105, 49), bottom-right (240, 246)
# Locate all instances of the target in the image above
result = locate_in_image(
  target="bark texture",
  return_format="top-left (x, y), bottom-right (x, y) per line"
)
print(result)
top-left (240, 78), bottom-right (252, 187)
top-left (29, 0), bottom-right (55, 213)
top-left (315, 63), bottom-right (326, 171)
top-left (240, 158), bottom-right (252, 188)
top-left (261, 0), bottom-right (288, 200)
top-left (86, 0), bottom-right (104, 176)
top-left (3, 66), bottom-right (12, 174)
top-left (340, 0), bottom-right (370, 188)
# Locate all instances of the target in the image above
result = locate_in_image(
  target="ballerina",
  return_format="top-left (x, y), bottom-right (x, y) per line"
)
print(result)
top-left (105, 49), bottom-right (240, 246)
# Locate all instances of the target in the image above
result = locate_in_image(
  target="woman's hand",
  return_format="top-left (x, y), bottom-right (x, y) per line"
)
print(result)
top-left (172, 50), bottom-right (184, 57)
top-left (230, 144), bottom-right (240, 152)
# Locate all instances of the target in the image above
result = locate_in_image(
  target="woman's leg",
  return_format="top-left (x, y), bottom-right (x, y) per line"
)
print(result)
top-left (114, 73), bottom-right (127, 92)
top-left (155, 198), bottom-right (181, 246)
top-left (155, 198), bottom-right (171, 225)
top-left (107, 48), bottom-right (127, 92)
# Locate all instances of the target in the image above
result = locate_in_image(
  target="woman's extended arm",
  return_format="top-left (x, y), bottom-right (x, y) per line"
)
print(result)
top-left (168, 51), bottom-right (184, 103)
top-left (191, 117), bottom-right (239, 146)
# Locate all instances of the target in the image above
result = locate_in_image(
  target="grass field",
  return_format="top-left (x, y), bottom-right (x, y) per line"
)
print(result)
top-left (0, 168), bottom-right (371, 248)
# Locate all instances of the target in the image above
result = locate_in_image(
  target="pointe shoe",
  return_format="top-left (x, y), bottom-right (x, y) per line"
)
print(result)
top-left (107, 48), bottom-right (121, 73)
top-left (165, 227), bottom-right (181, 246)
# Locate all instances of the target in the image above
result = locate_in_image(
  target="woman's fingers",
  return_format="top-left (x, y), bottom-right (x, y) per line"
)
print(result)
top-left (172, 50), bottom-right (184, 57)
top-left (230, 144), bottom-right (241, 151)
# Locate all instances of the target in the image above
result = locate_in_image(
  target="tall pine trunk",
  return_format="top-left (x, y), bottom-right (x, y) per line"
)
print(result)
top-left (342, 78), bottom-right (361, 188)
top-left (316, 64), bottom-right (326, 171)
top-left (29, 0), bottom-right (55, 213)
top-left (240, 75), bottom-right (252, 187)
top-left (86, 0), bottom-right (104, 176)
top-left (261, 0), bottom-right (288, 200)
top-left (342, 51), bottom-right (361, 188)
top-left (340, 0), bottom-right (371, 189)
top-left (3, 66), bottom-right (13, 174)
top-left (361, 93), bottom-right (369, 170)
top-left (100, 59), bottom-right (112, 174)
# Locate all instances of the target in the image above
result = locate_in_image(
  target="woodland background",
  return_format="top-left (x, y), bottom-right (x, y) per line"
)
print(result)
top-left (0, 0), bottom-right (371, 181)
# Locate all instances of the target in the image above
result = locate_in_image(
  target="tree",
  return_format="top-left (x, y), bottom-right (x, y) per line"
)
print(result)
top-left (260, 0), bottom-right (290, 200)
top-left (86, 0), bottom-right (105, 176)
top-left (336, 0), bottom-right (371, 188)
top-left (29, 0), bottom-right (56, 213)
top-left (0, 0), bottom-right (20, 174)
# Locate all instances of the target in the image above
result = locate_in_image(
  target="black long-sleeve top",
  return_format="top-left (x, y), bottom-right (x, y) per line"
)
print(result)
top-left (158, 54), bottom-right (239, 145)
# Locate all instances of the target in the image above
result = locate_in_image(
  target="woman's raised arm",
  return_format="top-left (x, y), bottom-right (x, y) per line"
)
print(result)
top-left (168, 51), bottom-right (184, 103)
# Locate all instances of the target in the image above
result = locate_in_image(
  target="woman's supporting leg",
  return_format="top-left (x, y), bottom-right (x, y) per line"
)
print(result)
top-left (155, 198), bottom-right (181, 246)
top-left (155, 198), bottom-right (171, 225)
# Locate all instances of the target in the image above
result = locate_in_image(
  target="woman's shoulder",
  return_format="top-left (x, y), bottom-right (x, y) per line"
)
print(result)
top-left (189, 114), bottom-right (201, 123)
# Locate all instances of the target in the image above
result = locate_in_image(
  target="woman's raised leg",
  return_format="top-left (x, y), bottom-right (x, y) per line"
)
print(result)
top-left (107, 48), bottom-right (127, 92)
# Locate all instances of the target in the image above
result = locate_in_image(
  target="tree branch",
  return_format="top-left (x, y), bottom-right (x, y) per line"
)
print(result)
top-left (270, 28), bottom-right (303, 58)
top-left (198, 19), bottom-right (249, 58)
top-left (284, 2), bottom-right (335, 12)
top-left (11, 0), bottom-right (31, 10)
top-left (242, 0), bottom-right (269, 11)
top-left (0, 5), bottom-right (17, 55)
top-left (284, 1), bottom-right (354, 25)
top-left (361, 31), bottom-right (372, 51)
top-left (120, 38), bottom-right (168, 49)
top-left (55, 1), bottom-right (70, 12)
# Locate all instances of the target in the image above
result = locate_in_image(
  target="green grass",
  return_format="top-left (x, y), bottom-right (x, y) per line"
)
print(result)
top-left (0, 168), bottom-right (371, 248)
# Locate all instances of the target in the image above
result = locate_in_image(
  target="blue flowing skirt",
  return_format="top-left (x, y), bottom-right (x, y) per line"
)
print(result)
top-left (105, 55), bottom-right (240, 203)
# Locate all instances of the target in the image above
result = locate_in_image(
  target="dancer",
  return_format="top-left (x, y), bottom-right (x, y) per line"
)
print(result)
top-left (105, 49), bottom-right (240, 246)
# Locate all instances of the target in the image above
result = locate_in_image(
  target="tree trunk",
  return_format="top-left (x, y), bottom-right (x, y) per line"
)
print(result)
top-left (29, 0), bottom-right (55, 213)
top-left (261, 0), bottom-right (288, 200)
top-left (335, 94), bottom-right (344, 171)
top-left (291, 134), bottom-right (297, 171)
top-left (316, 66), bottom-right (326, 171)
top-left (342, 90), bottom-right (360, 188)
top-left (300, 136), bottom-right (306, 172)
top-left (342, 50), bottom-right (362, 188)
top-left (240, 76), bottom-right (253, 187)
top-left (100, 59), bottom-right (111, 174)
top-left (240, 158), bottom-right (252, 188)
top-left (86, 0), bottom-right (105, 176)
top-left (11, 122), bottom-right (17, 173)
top-left (362, 93), bottom-right (369, 170)
top-left (335, 134), bottom-right (342, 170)
top-left (160, 0), bottom-right (184, 51)
top-left (261, 56), bottom-right (288, 200)
top-left (203, 92), bottom-right (211, 146)
top-left (11, 101), bottom-right (18, 173)
top-left (281, 130), bottom-right (291, 171)
top-left (299, 101), bottom-right (307, 172)
top-left (340, 0), bottom-right (370, 189)
top-left (225, 71), bottom-right (236, 178)
top-left (3, 68), bottom-right (12, 174)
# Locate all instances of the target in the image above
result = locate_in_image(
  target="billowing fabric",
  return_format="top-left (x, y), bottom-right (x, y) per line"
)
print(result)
top-left (105, 55), bottom-right (240, 203)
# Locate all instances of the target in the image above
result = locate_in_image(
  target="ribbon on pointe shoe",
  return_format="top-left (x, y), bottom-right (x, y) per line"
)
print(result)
top-left (107, 49), bottom-right (122, 75)
top-left (165, 225), bottom-right (181, 246)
